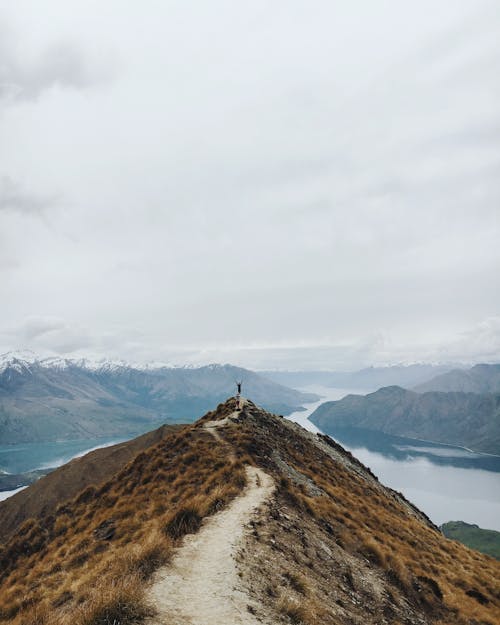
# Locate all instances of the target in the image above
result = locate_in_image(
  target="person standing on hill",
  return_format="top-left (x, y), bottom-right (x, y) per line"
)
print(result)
top-left (236, 381), bottom-right (242, 409)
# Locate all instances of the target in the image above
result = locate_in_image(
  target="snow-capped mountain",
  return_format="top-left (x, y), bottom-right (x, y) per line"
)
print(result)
top-left (0, 351), bottom-right (318, 444)
top-left (0, 350), bottom-right (213, 374)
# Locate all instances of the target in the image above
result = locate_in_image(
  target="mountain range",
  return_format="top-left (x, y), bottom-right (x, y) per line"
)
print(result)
top-left (0, 351), bottom-right (317, 444)
top-left (262, 363), bottom-right (457, 391)
top-left (0, 398), bottom-right (498, 624)
top-left (310, 373), bottom-right (500, 455)
top-left (414, 364), bottom-right (500, 394)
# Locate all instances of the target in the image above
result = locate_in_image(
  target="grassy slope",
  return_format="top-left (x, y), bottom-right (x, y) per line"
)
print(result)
top-left (0, 424), bottom-right (183, 544)
top-left (441, 522), bottom-right (500, 560)
top-left (0, 399), bottom-right (498, 625)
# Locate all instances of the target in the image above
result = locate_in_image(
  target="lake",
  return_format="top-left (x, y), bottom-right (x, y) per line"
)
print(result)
top-left (0, 437), bottom-right (125, 475)
top-left (287, 385), bottom-right (500, 532)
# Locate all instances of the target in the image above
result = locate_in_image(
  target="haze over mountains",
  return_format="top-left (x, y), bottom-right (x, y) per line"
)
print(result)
top-left (262, 364), bottom-right (458, 391)
top-left (414, 364), bottom-right (500, 394)
top-left (0, 351), bottom-right (317, 444)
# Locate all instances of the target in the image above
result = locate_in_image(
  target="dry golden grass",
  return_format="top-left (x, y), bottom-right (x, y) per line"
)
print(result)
top-left (2, 398), bottom-right (499, 625)
top-left (277, 593), bottom-right (313, 624)
top-left (224, 404), bottom-right (500, 625)
top-left (0, 415), bottom-right (247, 625)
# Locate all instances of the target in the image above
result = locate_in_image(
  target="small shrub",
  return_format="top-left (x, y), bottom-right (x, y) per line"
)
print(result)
top-left (163, 506), bottom-right (202, 540)
top-left (360, 537), bottom-right (387, 567)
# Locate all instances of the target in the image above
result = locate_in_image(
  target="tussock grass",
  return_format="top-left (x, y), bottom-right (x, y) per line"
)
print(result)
top-left (164, 505), bottom-right (202, 540)
top-left (277, 593), bottom-right (315, 624)
top-left (285, 571), bottom-right (310, 596)
top-left (223, 404), bottom-right (500, 625)
top-left (0, 420), bottom-right (247, 624)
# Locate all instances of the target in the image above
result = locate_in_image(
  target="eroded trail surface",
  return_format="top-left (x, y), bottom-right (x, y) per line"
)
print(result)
top-left (147, 463), bottom-right (275, 625)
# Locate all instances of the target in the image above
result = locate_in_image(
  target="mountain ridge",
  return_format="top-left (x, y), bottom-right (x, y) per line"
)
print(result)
top-left (414, 363), bottom-right (500, 394)
top-left (262, 363), bottom-right (457, 390)
top-left (1, 398), bottom-right (498, 624)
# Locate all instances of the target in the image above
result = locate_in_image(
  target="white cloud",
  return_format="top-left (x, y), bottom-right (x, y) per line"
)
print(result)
top-left (0, 1), bottom-right (498, 368)
top-left (0, 176), bottom-right (56, 215)
top-left (0, 20), bottom-right (111, 103)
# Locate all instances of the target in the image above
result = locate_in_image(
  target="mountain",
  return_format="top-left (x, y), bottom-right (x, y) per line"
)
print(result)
top-left (0, 398), bottom-right (498, 624)
top-left (414, 363), bottom-right (500, 394)
top-left (0, 352), bottom-right (317, 444)
top-left (262, 364), bottom-right (455, 391)
top-left (310, 386), bottom-right (500, 454)
top-left (441, 521), bottom-right (500, 560)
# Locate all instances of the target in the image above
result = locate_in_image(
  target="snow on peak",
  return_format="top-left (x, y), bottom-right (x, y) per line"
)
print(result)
top-left (39, 357), bottom-right (73, 370)
top-left (0, 350), bottom-right (38, 374)
top-left (0, 350), bottom-right (226, 374)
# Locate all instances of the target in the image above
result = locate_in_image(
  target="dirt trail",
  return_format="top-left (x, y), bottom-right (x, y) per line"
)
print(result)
top-left (146, 417), bottom-right (274, 625)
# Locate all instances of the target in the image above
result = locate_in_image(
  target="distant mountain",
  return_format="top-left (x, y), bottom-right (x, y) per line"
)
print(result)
top-left (262, 364), bottom-right (455, 391)
top-left (441, 521), bottom-right (500, 560)
top-left (0, 352), bottom-right (317, 444)
top-left (260, 370), bottom-right (339, 388)
top-left (414, 363), bottom-right (500, 393)
top-left (310, 386), bottom-right (500, 454)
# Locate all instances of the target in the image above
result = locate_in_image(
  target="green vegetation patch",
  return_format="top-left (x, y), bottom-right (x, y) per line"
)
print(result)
top-left (441, 521), bottom-right (500, 560)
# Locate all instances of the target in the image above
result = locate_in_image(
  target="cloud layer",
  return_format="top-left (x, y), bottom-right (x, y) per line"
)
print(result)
top-left (0, 1), bottom-right (499, 369)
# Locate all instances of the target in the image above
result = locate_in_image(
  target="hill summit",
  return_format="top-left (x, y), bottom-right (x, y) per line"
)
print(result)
top-left (0, 399), bottom-right (498, 624)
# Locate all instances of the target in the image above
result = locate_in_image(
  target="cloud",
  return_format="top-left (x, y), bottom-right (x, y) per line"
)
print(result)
top-left (0, 21), bottom-right (110, 103)
top-left (0, 2), bottom-right (498, 369)
top-left (0, 316), bottom-right (93, 355)
top-left (19, 316), bottom-right (66, 341)
top-left (0, 176), bottom-right (56, 215)
top-left (436, 317), bottom-right (500, 363)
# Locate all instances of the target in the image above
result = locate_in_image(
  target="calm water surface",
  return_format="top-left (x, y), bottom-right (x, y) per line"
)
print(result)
top-left (0, 438), bottom-right (124, 475)
top-left (287, 385), bottom-right (500, 531)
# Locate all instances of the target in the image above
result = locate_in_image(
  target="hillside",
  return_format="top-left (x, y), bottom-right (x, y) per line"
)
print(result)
top-left (414, 364), bottom-right (500, 394)
top-left (0, 424), bottom-right (182, 544)
top-left (0, 352), bottom-right (316, 444)
top-left (310, 386), bottom-right (500, 454)
top-left (441, 521), bottom-right (500, 560)
top-left (0, 398), bottom-right (498, 624)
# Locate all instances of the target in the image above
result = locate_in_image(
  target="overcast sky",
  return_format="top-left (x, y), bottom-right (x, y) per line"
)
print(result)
top-left (0, 1), bottom-right (499, 370)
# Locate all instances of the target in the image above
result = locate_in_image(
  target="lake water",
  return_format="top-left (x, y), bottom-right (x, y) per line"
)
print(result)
top-left (0, 437), bottom-right (124, 475)
top-left (0, 486), bottom-right (27, 502)
top-left (287, 385), bottom-right (500, 532)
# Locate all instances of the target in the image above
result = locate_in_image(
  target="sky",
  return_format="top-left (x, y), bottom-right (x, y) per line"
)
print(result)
top-left (0, 1), bottom-right (499, 370)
